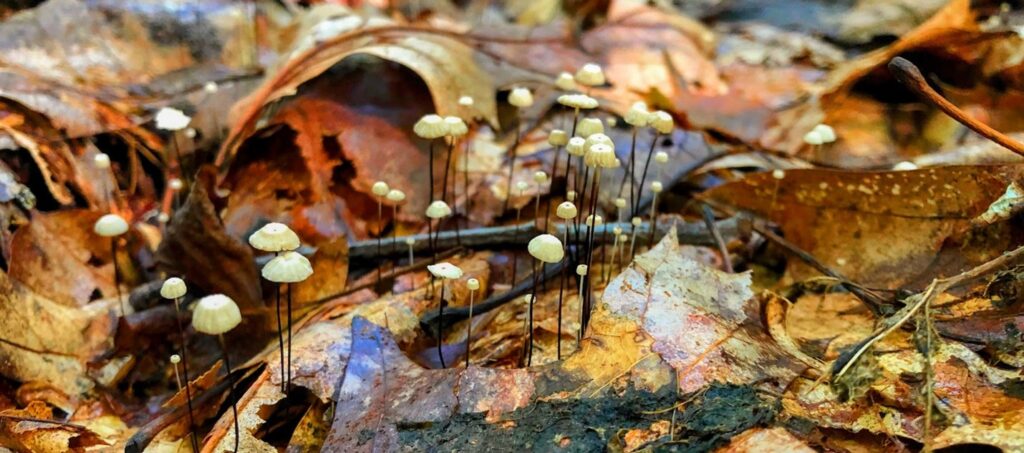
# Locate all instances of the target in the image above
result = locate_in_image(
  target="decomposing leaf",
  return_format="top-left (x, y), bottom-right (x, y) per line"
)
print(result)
top-left (8, 210), bottom-right (117, 305)
top-left (0, 401), bottom-right (106, 452)
top-left (0, 270), bottom-right (116, 396)
top-left (701, 166), bottom-right (1024, 289)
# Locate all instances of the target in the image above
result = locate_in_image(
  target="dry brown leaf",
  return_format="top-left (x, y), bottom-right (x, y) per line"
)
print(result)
top-left (219, 13), bottom-right (497, 167)
top-left (0, 401), bottom-right (107, 452)
top-left (715, 427), bottom-right (815, 453)
top-left (601, 228), bottom-right (802, 393)
top-left (0, 271), bottom-right (116, 397)
top-left (8, 210), bottom-right (117, 306)
top-left (700, 165), bottom-right (1024, 289)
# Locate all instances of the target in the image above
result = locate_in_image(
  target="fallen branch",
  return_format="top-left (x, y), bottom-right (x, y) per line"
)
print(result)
top-left (123, 366), bottom-right (244, 453)
top-left (420, 258), bottom-right (565, 333)
top-left (345, 218), bottom-right (739, 260)
top-left (889, 57), bottom-right (1024, 157)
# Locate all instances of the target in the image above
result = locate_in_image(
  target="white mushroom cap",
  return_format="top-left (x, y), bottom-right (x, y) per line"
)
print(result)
top-left (528, 234), bottom-right (564, 263)
top-left (405, 237), bottom-right (416, 245)
top-left (654, 151), bottom-right (669, 164)
top-left (567, 190), bottom-right (577, 202)
top-left (191, 294), bottom-right (242, 335)
top-left (372, 181), bottom-right (390, 197)
top-left (386, 189), bottom-right (406, 203)
top-left (458, 96), bottom-right (474, 106)
top-left (566, 137), bottom-right (586, 156)
top-left (204, 81), bottom-right (219, 93)
top-left (169, 178), bottom-right (184, 191)
top-left (624, 102), bottom-right (650, 127)
top-left (586, 215), bottom-right (603, 226)
top-left (248, 222), bottom-right (300, 252)
top-left (557, 94), bottom-right (599, 110)
top-left (893, 161), bottom-right (918, 171)
top-left (577, 118), bottom-right (604, 138)
top-left (184, 128), bottom-right (197, 139)
top-left (803, 130), bottom-right (824, 146)
top-left (583, 133), bottom-right (613, 152)
top-left (575, 63), bottom-right (605, 86)
top-left (613, 226), bottom-right (623, 235)
top-left (585, 143), bottom-right (616, 168)
top-left (508, 87), bottom-right (534, 108)
top-left (157, 212), bottom-right (170, 224)
top-left (555, 72), bottom-right (576, 91)
top-left (170, 354), bottom-right (181, 364)
top-left (533, 171), bottom-right (548, 184)
top-left (155, 107), bottom-right (191, 131)
top-left (467, 278), bottom-right (480, 291)
top-left (556, 201), bottom-right (578, 219)
top-left (618, 233), bottom-right (628, 243)
top-left (425, 200), bottom-right (452, 219)
top-left (161, 277), bottom-right (187, 299)
top-left (262, 251), bottom-right (313, 283)
top-left (772, 169), bottom-right (785, 180)
top-left (631, 216), bottom-right (642, 226)
top-left (650, 111), bottom-right (674, 134)
top-left (427, 262), bottom-right (463, 279)
top-left (614, 198), bottom-right (626, 208)
top-left (94, 153), bottom-right (111, 169)
top-left (549, 129), bottom-right (568, 147)
top-left (414, 114), bottom-right (449, 139)
top-left (813, 124), bottom-right (836, 143)
top-left (651, 181), bottom-right (663, 193)
top-left (576, 264), bottom-right (588, 276)
top-left (444, 116), bottom-right (468, 137)
top-left (94, 214), bottom-right (129, 237)
top-left (516, 181), bottom-right (529, 194)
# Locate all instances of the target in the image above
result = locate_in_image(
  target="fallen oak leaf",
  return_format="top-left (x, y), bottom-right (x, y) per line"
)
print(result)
top-left (0, 401), bottom-right (106, 452)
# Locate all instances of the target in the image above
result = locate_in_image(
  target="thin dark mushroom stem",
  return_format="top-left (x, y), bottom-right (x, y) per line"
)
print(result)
top-left (633, 133), bottom-right (659, 216)
top-left (527, 264), bottom-right (539, 366)
top-left (112, 239), bottom-right (126, 316)
top-left (443, 138), bottom-right (462, 243)
top-left (376, 198), bottom-right (384, 288)
top-left (172, 297), bottom-right (199, 453)
top-left (437, 283), bottom-right (447, 368)
top-left (619, 128), bottom-right (638, 204)
top-left (287, 283), bottom-right (293, 389)
top-left (217, 335), bottom-right (240, 453)
top-left (275, 281), bottom-right (285, 392)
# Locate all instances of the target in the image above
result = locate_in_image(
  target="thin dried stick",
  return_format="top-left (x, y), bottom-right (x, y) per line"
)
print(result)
top-left (889, 56), bottom-right (1024, 157)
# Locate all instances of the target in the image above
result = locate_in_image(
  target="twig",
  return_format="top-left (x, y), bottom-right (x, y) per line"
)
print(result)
top-left (701, 204), bottom-right (732, 272)
top-left (830, 243), bottom-right (1024, 444)
top-left (702, 202), bottom-right (887, 309)
top-left (342, 218), bottom-right (739, 260)
top-left (889, 57), bottom-right (1024, 157)
top-left (124, 368), bottom-right (241, 453)
top-left (421, 259), bottom-right (565, 334)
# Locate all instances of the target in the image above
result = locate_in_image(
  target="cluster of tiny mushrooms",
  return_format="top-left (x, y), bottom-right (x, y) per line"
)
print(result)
top-left (89, 67), bottom-right (844, 448)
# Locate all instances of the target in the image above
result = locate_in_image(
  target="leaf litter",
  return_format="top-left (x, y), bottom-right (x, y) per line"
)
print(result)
top-left (0, 0), bottom-right (1023, 451)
